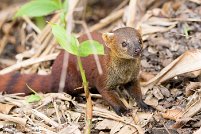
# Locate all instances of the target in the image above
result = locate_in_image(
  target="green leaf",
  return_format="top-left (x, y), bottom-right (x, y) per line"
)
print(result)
top-left (183, 23), bottom-right (189, 39)
top-left (15, 0), bottom-right (61, 17)
top-left (51, 23), bottom-right (104, 57)
top-left (26, 94), bottom-right (41, 103)
top-left (63, 0), bottom-right (69, 12)
top-left (79, 40), bottom-right (104, 57)
top-left (35, 16), bottom-right (46, 29)
top-left (51, 23), bottom-right (79, 55)
top-left (25, 84), bottom-right (41, 103)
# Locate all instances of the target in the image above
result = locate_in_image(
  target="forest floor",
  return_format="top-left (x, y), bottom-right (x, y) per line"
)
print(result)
top-left (0, 0), bottom-right (201, 134)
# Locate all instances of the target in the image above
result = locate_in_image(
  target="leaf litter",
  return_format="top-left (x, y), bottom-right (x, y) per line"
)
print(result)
top-left (0, 0), bottom-right (201, 133)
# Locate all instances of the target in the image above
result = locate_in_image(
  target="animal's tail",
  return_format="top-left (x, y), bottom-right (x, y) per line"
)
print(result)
top-left (0, 72), bottom-right (52, 94)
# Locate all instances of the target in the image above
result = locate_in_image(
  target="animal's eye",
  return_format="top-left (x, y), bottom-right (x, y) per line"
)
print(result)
top-left (122, 41), bottom-right (128, 47)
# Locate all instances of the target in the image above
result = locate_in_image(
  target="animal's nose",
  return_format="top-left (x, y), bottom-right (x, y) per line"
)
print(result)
top-left (134, 48), bottom-right (142, 54)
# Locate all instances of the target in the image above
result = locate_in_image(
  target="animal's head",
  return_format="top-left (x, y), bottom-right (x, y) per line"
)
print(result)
top-left (102, 27), bottom-right (143, 59)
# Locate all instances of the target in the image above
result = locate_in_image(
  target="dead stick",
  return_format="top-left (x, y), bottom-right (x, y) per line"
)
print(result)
top-left (126, 0), bottom-right (137, 27)
top-left (89, 8), bottom-right (125, 32)
top-left (32, 109), bottom-right (59, 128)
top-left (0, 113), bottom-right (27, 126)
top-left (0, 53), bottom-right (58, 75)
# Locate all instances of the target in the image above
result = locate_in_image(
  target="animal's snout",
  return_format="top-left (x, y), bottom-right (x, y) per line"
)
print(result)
top-left (134, 48), bottom-right (142, 55)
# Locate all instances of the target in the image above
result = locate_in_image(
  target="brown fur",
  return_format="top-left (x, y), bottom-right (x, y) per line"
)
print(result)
top-left (0, 27), bottom-right (150, 115)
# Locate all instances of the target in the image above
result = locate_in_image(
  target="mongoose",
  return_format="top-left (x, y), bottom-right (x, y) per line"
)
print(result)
top-left (0, 27), bottom-right (149, 115)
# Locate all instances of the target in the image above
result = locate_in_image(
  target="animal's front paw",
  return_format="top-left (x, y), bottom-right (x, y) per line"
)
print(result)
top-left (138, 101), bottom-right (154, 112)
top-left (113, 105), bottom-right (130, 116)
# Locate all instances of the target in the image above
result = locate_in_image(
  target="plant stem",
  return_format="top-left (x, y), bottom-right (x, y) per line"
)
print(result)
top-left (77, 56), bottom-right (92, 134)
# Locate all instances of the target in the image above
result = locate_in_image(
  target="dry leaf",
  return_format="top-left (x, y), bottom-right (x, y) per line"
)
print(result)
top-left (173, 97), bottom-right (201, 128)
top-left (0, 103), bottom-right (15, 114)
top-left (189, 0), bottom-right (201, 4)
top-left (146, 17), bottom-right (178, 26)
top-left (110, 122), bottom-right (124, 134)
top-left (160, 85), bottom-right (171, 97)
top-left (0, 113), bottom-right (27, 126)
top-left (161, 108), bottom-right (183, 121)
top-left (118, 125), bottom-right (138, 134)
top-left (141, 23), bottom-right (177, 35)
top-left (142, 49), bottom-right (201, 93)
top-left (144, 93), bottom-right (158, 106)
top-left (140, 71), bottom-right (155, 82)
top-left (173, 118), bottom-right (192, 128)
top-left (184, 96), bottom-right (201, 118)
top-left (134, 112), bottom-right (153, 126)
top-left (183, 70), bottom-right (201, 79)
top-left (194, 127), bottom-right (201, 134)
top-left (58, 123), bottom-right (81, 134)
top-left (95, 119), bottom-right (119, 130)
top-left (152, 86), bottom-right (164, 100)
top-left (185, 82), bottom-right (201, 96)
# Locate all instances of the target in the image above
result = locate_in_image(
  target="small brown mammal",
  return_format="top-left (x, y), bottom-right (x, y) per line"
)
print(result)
top-left (0, 27), bottom-right (150, 115)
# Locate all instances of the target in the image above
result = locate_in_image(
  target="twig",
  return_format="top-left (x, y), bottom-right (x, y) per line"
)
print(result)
top-left (31, 14), bottom-right (60, 59)
top-left (0, 53), bottom-right (58, 75)
top-left (53, 101), bottom-right (61, 124)
top-left (23, 16), bottom-right (41, 34)
top-left (0, 22), bottom-right (14, 55)
top-left (0, 4), bottom-right (20, 28)
top-left (39, 127), bottom-right (57, 134)
top-left (32, 109), bottom-right (59, 128)
top-left (112, 0), bottom-right (129, 12)
top-left (58, 52), bottom-right (69, 93)
top-left (89, 8), bottom-right (125, 32)
top-left (0, 113), bottom-right (27, 126)
top-left (38, 14), bottom-right (60, 44)
top-left (80, 93), bottom-right (102, 99)
top-left (76, 104), bottom-right (144, 134)
top-left (3, 97), bottom-right (27, 107)
top-left (126, 0), bottom-right (137, 27)
top-left (163, 123), bottom-right (171, 134)
top-left (33, 33), bottom-right (53, 58)
top-left (169, 18), bottom-right (201, 22)
top-left (189, 0), bottom-right (201, 4)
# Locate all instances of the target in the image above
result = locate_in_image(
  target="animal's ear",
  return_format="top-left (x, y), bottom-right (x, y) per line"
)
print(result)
top-left (102, 33), bottom-right (114, 48)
